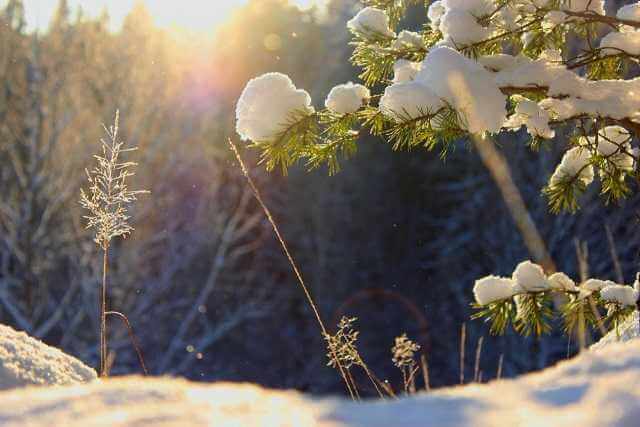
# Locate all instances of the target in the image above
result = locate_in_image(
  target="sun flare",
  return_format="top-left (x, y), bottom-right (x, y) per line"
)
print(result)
top-left (26, 0), bottom-right (324, 33)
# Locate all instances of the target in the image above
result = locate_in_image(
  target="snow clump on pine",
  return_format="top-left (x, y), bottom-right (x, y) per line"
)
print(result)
top-left (600, 284), bottom-right (639, 307)
top-left (325, 82), bottom-right (370, 115)
top-left (415, 47), bottom-right (506, 133)
top-left (512, 260), bottom-right (550, 292)
top-left (236, 73), bottom-right (313, 143)
top-left (549, 147), bottom-right (594, 188)
top-left (473, 276), bottom-right (516, 305)
top-left (347, 7), bottom-right (395, 38)
top-left (379, 82), bottom-right (444, 121)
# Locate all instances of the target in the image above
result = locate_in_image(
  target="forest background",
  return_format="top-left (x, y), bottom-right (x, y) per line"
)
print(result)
top-left (1, 0), bottom-right (638, 395)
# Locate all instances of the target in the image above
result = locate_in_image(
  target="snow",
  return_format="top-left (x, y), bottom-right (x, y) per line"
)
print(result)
top-left (5, 328), bottom-right (640, 426)
top-left (0, 324), bottom-right (96, 390)
top-left (617, 2), bottom-right (640, 21)
top-left (347, 7), bottom-right (395, 38)
top-left (236, 73), bottom-right (314, 143)
top-left (601, 284), bottom-right (639, 307)
top-left (591, 311), bottom-right (639, 350)
top-left (392, 59), bottom-right (421, 83)
top-left (439, 9), bottom-right (491, 45)
top-left (549, 147), bottom-right (594, 188)
top-left (583, 125), bottom-right (635, 172)
top-left (600, 30), bottom-right (640, 56)
top-left (504, 95), bottom-right (555, 139)
top-left (512, 260), bottom-right (550, 292)
top-left (478, 54), bottom-right (518, 72)
top-left (495, 6), bottom-right (519, 31)
top-left (427, 1), bottom-right (446, 30)
top-left (473, 275), bottom-right (516, 305)
top-left (492, 55), bottom-right (640, 124)
top-left (442, 0), bottom-right (494, 16)
top-left (415, 47), bottom-right (507, 133)
top-left (544, 10), bottom-right (567, 28)
top-left (391, 30), bottom-right (425, 50)
top-left (379, 81), bottom-right (444, 122)
top-left (325, 82), bottom-right (370, 114)
top-left (548, 272), bottom-right (578, 292)
top-left (562, 0), bottom-right (605, 14)
top-left (582, 278), bottom-right (611, 292)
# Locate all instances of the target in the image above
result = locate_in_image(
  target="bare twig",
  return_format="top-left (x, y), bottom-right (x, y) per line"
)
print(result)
top-left (105, 310), bottom-right (148, 375)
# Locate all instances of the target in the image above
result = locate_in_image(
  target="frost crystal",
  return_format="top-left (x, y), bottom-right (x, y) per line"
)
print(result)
top-left (236, 73), bottom-right (314, 142)
top-left (347, 7), bottom-right (395, 38)
top-left (393, 59), bottom-right (421, 83)
top-left (473, 275), bottom-right (516, 305)
top-left (391, 334), bottom-right (420, 368)
top-left (325, 82), bottom-right (370, 115)
top-left (512, 261), bottom-right (550, 292)
top-left (601, 284), bottom-right (639, 307)
top-left (549, 147), bottom-right (594, 188)
top-left (379, 81), bottom-right (444, 121)
top-left (415, 47), bottom-right (506, 133)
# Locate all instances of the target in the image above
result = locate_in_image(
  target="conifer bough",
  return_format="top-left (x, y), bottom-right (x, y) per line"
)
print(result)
top-left (235, 0), bottom-right (640, 213)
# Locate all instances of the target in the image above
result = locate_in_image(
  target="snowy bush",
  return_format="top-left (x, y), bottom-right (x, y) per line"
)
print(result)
top-left (234, 0), bottom-right (640, 214)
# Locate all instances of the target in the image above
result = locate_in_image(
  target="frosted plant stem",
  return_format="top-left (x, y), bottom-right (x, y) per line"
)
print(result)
top-left (497, 354), bottom-right (504, 380)
top-left (100, 248), bottom-right (108, 377)
top-left (420, 354), bottom-right (430, 391)
top-left (228, 139), bottom-right (356, 400)
top-left (460, 323), bottom-right (466, 385)
top-left (105, 311), bottom-right (148, 375)
top-left (474, 336), bottom-right (484, 383)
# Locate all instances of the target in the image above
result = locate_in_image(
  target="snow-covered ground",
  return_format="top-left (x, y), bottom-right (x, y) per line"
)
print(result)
top-left (1, 320), bottom-right (639, 426)
top-left (0, 324), bottom-right (96, 390)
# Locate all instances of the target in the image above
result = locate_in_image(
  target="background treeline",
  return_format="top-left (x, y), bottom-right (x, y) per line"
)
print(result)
top-left (1, 0), bottom-right (639, 394)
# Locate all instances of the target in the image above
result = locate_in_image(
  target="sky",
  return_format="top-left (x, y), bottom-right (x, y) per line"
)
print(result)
top-left (24, 0), bottom-right (324, 32)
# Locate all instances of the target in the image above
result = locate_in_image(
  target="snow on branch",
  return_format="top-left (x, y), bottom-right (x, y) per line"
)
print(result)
top-left (234, 0), bottom-right (640, 211)
top-left (471, 260), bottom-right (640, 337)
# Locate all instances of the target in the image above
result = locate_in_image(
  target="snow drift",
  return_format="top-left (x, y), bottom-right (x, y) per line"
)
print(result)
top-left (1, 317), bottom-right (640, 426)
top-left (0, 324), bottom-right (96, 390)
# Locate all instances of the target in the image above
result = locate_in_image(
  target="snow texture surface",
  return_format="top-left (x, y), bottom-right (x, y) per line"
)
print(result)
top-left (379, 81), bottom-right (444, 121)
top-left (415, 47), bottom-right (506, 133)
top-left (0, 324), bottom-right (96, 390)
top-left (3, 326), bottom-right (640, 426)
top-left (392, 59), bottom-right (421, 83)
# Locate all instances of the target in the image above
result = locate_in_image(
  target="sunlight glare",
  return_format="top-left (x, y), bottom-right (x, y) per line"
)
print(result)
top-left (26, 0), bottom-right (325, 33)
